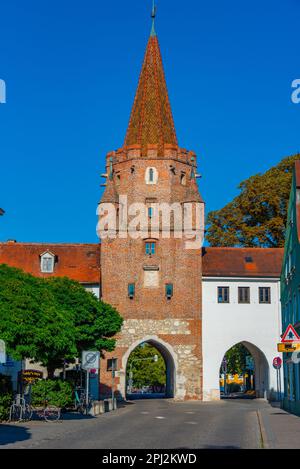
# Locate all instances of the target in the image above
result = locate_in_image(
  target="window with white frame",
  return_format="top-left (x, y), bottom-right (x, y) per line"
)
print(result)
top-left (40, 252), bottom-right (55, 273)
top-left (145, 167), bottom-right (158, 185)
top-left (259, 287), bottom-right (271, 304)
top-left (218, 287), bottom-right (230, 304)
top-left (238, 287), bottom-right (250, 304)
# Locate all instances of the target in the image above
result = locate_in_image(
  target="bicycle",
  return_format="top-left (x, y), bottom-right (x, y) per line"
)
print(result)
top-left (74, 388), bottom-right (93, 415)
top-left (9, 395), bottom-right (32, 422)
top-left (31, 399), bottom-right (61, 422)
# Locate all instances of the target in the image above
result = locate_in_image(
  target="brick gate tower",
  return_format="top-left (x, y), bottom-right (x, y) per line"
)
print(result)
top-left (98, 7), bottom-right (204, 400)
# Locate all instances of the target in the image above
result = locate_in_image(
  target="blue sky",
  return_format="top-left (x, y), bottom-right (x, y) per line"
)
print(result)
top-left (0, 0), bottom-right (299, 243)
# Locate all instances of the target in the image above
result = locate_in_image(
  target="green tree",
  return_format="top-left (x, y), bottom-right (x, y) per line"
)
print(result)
top-left (127, 343), bottom-right (166, 391)
top-left (0, 264), bottom-right (123, 378)
top-left (206, 153), bottom-right (300, 247)
top-left (224, 344), bottom-right (251, 375)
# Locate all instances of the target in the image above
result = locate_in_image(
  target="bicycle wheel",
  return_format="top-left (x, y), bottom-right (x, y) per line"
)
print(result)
top-left (9, 404), bottom-right (21, 422)
top-left (23, 404), bottom-right (33, 421)
top-left (43, 406), bottom-right (61, 422)
top-left (78, 403), bottom-right (86, 415)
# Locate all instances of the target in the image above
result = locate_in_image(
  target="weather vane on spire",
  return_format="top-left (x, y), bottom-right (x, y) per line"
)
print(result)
top-left (151, 0), bottom-right (157, 37)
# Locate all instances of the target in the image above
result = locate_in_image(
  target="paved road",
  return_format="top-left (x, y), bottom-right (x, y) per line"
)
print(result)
top-left (0, 399), bottom-right (265, 449)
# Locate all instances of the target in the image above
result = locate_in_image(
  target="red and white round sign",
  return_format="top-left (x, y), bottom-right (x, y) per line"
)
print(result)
top-left (273, 357), bottom-right (282, 369)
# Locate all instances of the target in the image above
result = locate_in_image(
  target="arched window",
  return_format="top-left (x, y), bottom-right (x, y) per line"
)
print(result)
top-left (149, 168), bottom-right (154, 182)
top-left (145, 167), bottom-right (158, 185)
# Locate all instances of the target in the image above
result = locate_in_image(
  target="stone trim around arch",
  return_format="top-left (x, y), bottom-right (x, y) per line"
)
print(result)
top-left (119, 335), bottom-right (179, 399)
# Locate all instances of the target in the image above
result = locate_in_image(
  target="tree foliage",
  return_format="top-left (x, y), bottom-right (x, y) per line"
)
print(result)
top-left (224, 344), bottom-right (251, 375)
top-left (127, 343), bottom-right (166, 390)
top-left (0, 265), bottom-right (123, 377)
top-left (30, 379), bottom-right (73, 408)
top-left (206, 154), bottom-right (300, 247)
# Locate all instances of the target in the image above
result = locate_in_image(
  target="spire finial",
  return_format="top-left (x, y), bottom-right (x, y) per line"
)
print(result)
top-left (151, 0), bottom-right (157, 37)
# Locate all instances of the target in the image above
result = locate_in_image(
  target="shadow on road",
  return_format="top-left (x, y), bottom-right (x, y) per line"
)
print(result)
top-left (126, 393), bottom-right (166, 400)
top-left (221, 392), bottom-right (256, 400)
top-left (0, 424), bottom-right (31, 446)
top-left (59, 412), bottom-right (95, 421)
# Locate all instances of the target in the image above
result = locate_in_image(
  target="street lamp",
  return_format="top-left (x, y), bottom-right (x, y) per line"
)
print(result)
top-left (128, 355), bottom-right (158, 394)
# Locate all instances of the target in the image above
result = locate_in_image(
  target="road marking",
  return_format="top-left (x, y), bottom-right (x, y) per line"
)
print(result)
top-left (155, 416), bottom-right (166, 419)
top-left (140, 411), bottom-right (149, 415)
top-left (185, 421), bottom-right (197, 425)
top-left (185, 411), bottom-right (195, 414)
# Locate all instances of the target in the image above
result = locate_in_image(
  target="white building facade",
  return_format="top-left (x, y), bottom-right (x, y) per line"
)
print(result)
top-left (202, 247), bottom-right (284, 401)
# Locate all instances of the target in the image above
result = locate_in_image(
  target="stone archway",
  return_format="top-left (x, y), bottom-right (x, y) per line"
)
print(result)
top-left (203, 340), bottom-right (271, 401)
top-left (219, 341), bottom-right (270, 399)
top-left (120, 336), bottom-right (178, 399)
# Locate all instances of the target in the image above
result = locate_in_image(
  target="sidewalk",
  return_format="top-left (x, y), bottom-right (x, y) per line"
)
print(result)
top-left (258, 402), bottom-right (300, 449)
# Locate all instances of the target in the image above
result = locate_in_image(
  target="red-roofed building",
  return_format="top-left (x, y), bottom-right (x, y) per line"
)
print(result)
top-left (202, 247), bottom-right (283, 401)
top-left (0, 242), bottom-right (100, 287)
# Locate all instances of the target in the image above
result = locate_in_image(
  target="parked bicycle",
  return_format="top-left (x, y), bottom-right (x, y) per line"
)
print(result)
top-left (31, 399), bottom-right (61, 422)
top-left (9, 394), bottom-right (32, 422)
top-left (74, 387), bottom-right (93, 415)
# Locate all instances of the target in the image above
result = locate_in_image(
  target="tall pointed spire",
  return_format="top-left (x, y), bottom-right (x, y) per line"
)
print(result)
top-left (151, 0), bottom-right (156, 37)
top-left (124, 2), bottom-right (178, 155)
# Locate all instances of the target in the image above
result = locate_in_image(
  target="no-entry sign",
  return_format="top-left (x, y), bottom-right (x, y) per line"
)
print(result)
top-left (273, 357), bottom-right (282, 369)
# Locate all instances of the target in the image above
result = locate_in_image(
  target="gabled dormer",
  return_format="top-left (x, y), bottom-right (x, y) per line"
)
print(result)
top-left (40, 251), bottom-right (56, 273)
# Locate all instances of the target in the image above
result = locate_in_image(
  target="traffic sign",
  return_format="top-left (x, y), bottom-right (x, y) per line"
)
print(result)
top-left (278, 342), bottom-right (300, 353)
top-left (82, 351), bottom-right (100, 370)
top-left (281, 324), bottom-right (300, 343)
top-left (273, 357), bottom-right (282, 369)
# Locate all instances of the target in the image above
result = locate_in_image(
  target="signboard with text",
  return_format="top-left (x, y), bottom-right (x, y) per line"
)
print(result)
top-left (278, 342), bottom-right (300, 353)
top-left (21, 370), bottom-right (43, 384)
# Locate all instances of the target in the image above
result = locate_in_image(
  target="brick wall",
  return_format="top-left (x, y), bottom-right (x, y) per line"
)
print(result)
top-left (99, 145), bottom-right (203, 400)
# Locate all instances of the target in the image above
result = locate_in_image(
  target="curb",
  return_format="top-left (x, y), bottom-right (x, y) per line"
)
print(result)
top-left (257, 410), bottom-right (269, 449)
top-left (257, 407), bottom-right (280, 449)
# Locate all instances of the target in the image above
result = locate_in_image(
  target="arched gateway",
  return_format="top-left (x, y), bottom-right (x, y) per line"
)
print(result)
top-left (122, 337), bottom-right (177, 399)
top-left (219, 341), bottom-right (270, 399)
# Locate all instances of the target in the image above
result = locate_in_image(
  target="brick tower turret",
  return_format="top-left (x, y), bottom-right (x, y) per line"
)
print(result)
top-left (98, 10), bottom-right (204, 400)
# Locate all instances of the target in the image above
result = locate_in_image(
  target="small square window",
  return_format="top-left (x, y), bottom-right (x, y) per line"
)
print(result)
top-left (238, 287), bottom-right (250, 304)
top-left (245, 256), bottom-right (253, 263)
top-left (145, 242), bottom-right (156, 256)
top-left (218, 287), bottom-right (229, 304)
top-left (259, 287), bottom-right (271, 304)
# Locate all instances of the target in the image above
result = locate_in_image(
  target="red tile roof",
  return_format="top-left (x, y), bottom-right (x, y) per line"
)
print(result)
top-left (124, 34), bottom-right (178, 155)
top-left (202, 247), bottom-right (284, 278)
top-left (0, 242), bottom-right (100, 283)
top-left (0, 243), bottom-right (283, 282)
